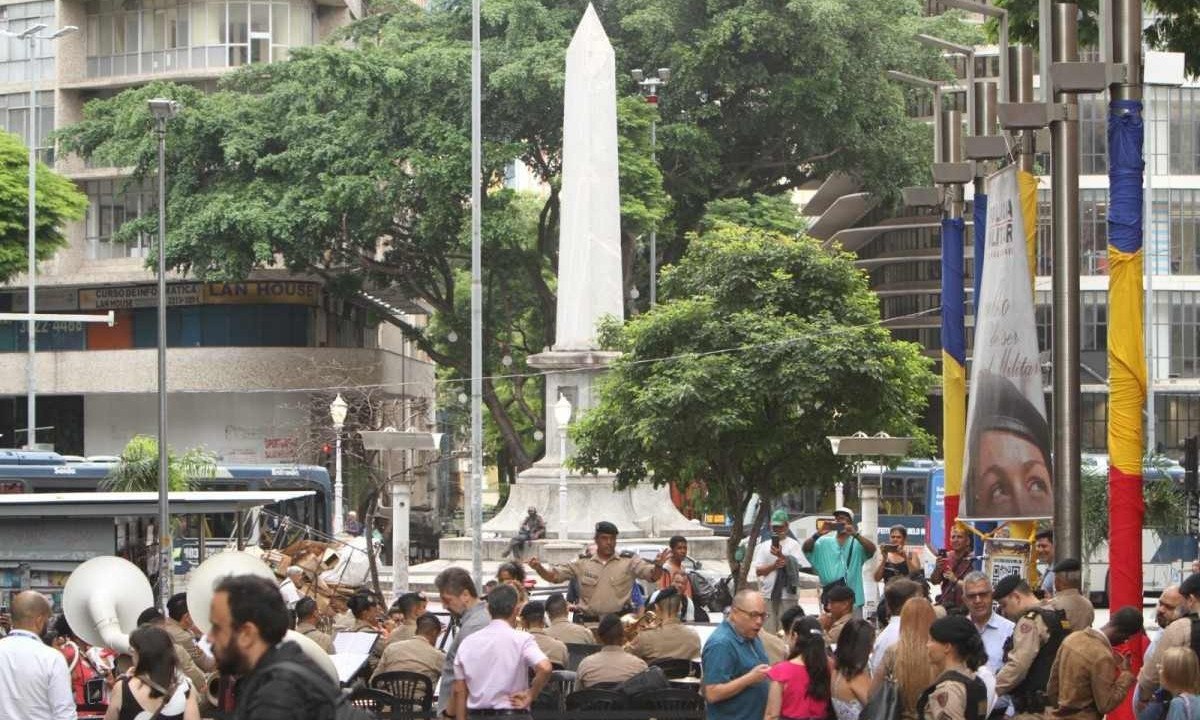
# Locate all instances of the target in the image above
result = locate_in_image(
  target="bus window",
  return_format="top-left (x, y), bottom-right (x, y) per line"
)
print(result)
top-left (906, 477), bottom-right (928, 514)
top-left (0, 481), bottom-right (24, 494)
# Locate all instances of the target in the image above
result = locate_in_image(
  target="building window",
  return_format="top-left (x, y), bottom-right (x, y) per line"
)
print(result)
top-left (1167, 291), bottom-right (1200, 379)
top-left (0, 3), bottom-right (57, 85)
top-left (1157, 394), bottom-right (1200, 455)
top-left (85, 0), bottom-right (313, 78)
top-left (0, 91), bottom-right (54, 161)
top-left (130, 304), bottom-right (311, 347)
top-left (84, 179), bottom-right (157, 259)
top-left (1035, 189), bottom-right (1108, 276)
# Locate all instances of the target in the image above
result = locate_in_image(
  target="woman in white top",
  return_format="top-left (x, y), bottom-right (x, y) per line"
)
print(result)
top-left (105, 625), bottom-right (200, 720)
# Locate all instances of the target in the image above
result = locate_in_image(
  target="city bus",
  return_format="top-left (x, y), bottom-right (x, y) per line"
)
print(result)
top-left (0, 449), bottom-right (333, 562)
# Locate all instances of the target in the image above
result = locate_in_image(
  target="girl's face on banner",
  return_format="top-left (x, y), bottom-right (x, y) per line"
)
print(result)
top-left (973, 430), bottom-right (1052, 518)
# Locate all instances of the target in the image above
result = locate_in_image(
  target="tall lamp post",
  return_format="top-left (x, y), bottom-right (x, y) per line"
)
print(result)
top-left (554, 394), bottom-right (572, 540)
top-left (8, 22), bottom-right (77, 449)
top-left (330, 394), bottom-right (348, 535)
top-left (148, 97), bottom-right (177, 601)
top-left (631, 67), bottom-right (669, 307)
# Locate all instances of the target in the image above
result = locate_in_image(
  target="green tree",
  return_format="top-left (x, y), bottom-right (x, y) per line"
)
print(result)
top-left (570, 225), bottom-right (934, 573)
top-left (57, 0), bottom-right (963, 478)
top-left (101, 435), bottom-right (217, 492)
top-left (995, 1), bottom-right (1200, 76)
top-left (1080, 459), bottom-right (1186, 568)
top-left (0, 131), bottom-right (87, 281)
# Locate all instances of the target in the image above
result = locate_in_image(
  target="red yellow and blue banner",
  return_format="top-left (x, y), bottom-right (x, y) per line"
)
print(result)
top-left (1107, 99), bottom-right (1146, 612)
top-left (942, 216), bottom-right (967, 546)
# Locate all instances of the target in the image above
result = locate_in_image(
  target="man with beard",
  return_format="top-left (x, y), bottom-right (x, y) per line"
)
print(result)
top-left (209, 574), bottom-right (336, 720)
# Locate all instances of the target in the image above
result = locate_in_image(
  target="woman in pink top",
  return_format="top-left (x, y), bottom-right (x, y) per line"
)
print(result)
top-left (765, 615), bottom-right (833, 720)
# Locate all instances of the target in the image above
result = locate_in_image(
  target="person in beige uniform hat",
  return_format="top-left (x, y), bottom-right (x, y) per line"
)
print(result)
top-left (294, 598), bottom-right (334, 654)
top-left (1046, 559), bottom-right (1094, 633)
top-left (543, 594), bottom-right (595, 645)
top-left (520, 601), bottom-right (568, 668)
top-left (577, 614), bottom-right (648, 688)
top-left (529, 521), bottom-right (668, 622)
top-left (372, 612), bottom-right (445, 684)
top-left (628, 588), bottom-right (701, 662)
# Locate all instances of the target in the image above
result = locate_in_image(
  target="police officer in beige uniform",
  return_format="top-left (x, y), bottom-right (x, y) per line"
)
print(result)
top-left (529, 521), bottom-right (668, 622)
top-left (628, 588), bottom-right (701, 662)
top-left (1046, 607), bottom-right (1140, 720)
top-left (520, 601), bottom-right (568, 668)
top-left (544, 594), bottom-right (595, 645)
top-left (294, 597), bottom-right (334, 654)
top-left (373, 612), bottom-right (446, 684)
top-left (1137, 573), bottom-right (1200, 706)
top-left (1046, 559), bottom-right (1094, 633)
top-left (993, 575), bottom-right (1072, 720)
top-left (576, 614), bottom-right (649, 688)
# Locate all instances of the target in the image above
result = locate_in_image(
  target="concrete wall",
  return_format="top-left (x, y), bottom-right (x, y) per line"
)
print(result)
top-left (84, 391), bottom-right (307, 461)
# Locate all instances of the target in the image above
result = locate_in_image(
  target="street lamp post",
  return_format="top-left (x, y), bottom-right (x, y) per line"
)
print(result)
top-left (8, 22), bottom-right (77, 449)
top-left (553, 394), bottom-right (572, 540)
top-left (330, 394), bottom-right (348, 535)
top-left (148, 96), bottom-right (177, 601)
top-left (632, 67), bottom-right (669, 307)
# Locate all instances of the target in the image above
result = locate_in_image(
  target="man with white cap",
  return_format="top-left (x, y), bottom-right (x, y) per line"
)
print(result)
top-left (751, 509), bottom-right (807, 633)
top-left (802, 507), bottom-right (876, 616)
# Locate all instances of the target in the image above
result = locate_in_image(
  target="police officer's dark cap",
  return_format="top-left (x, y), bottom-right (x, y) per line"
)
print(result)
top-left (993, 573), bottom-right (1023, 600)
top-left (1052, 558), bottom-right (1081, 573)
top-left (1181, 573), bottom-right (1200, 598)
top-left (595, 521), bottom-right (619, 536)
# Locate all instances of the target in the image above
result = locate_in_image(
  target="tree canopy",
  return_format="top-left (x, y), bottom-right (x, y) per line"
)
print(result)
top-left (0, 131), bottom-right (87, 281)
top-left (571, 223), bottom-right (934, 569)
top-left (57, 0), bottom-right (964, 478)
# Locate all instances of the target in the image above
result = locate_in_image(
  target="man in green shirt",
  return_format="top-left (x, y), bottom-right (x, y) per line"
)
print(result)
top-left (801, 507), bottom-right (876, 613)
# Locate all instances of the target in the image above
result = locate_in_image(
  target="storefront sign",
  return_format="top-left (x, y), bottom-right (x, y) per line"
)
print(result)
top-left (79, 283), bottom-right (204, 309)
top-left (78, 281), bottom-right (321, 309)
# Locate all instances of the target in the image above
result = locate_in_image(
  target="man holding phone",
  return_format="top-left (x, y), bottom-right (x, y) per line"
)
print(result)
top-left (802, 507), bottom-right (876, 617)
top-left (751, 510), bottom-right (807, 634)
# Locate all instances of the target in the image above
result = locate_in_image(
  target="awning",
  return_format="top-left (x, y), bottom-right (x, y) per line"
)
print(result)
top-left (0, 490), bottom-right (315, 518)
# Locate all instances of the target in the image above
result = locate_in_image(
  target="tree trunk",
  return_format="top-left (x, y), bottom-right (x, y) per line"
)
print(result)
top-left (482, 377), bottom-right (535, 471)
top-left (364, 487), bottom-right (383, 601)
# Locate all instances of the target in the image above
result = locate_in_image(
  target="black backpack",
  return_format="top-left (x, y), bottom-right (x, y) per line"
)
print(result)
top-left (916, 670), bottom-right (988, 720)
top-left (263, 660), bottom-right (377, 720)
top-left (1002, 607), bottom-right (1071, 713)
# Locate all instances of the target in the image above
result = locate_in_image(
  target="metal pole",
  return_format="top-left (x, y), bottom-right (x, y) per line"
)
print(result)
top-left (469, 0), bottom-right (484, 589)
top-left (333, 423), bottom-right (343, 534)
top-left (155, 113), bottom-right (171, 601)
top-left (942, 110), bottom-right (965, 220)
top-left (1145, 87), bottom-right (1156, 453)
top-left (1051, 0), bottom-right (1082, 562)
top-left (25, 36), bottom-right (36, 449)
top-left (649, 118), bottom-right (656, 307)
top-left (1009, 45), bottom-right (1036, 173)
top-left (558, 426), bottom-right (568, 540)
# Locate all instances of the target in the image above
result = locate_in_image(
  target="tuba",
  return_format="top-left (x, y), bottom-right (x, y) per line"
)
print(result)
top-left (63, 556), bottom-right (155, 654)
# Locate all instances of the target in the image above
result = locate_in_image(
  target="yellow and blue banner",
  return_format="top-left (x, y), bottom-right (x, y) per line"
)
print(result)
top-left (942, 216), bottom-right (967, 545)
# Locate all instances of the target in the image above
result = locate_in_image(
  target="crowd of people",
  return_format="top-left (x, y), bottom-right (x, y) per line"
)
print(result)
top-left (3, 515), bottom-right (1200, 720)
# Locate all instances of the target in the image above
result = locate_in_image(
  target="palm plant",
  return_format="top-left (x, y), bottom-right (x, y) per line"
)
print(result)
top-left (101, 435), bottom-right (217, 492)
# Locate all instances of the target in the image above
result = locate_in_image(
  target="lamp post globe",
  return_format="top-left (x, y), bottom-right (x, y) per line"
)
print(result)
top-left (330, 394), bottom-right (348, 534)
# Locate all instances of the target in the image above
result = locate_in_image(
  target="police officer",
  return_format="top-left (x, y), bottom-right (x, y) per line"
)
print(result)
top-left (1137, 572), bottom-right (1200, 705)
top-left (1047, 559), bottom-right (1094, 632)
top-left (628, 588), bottom-right (701, 662)
top-left (993, 574), bottom-right (1073, 719)
top-left (528, 521), bottom-right (668, 622)
top-left (1046, 606), bottom-right (1140, 720)
top-left (520, 601), bottom-right (568, 668)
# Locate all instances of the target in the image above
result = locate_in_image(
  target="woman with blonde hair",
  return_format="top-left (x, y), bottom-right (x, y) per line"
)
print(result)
top-left (1162, 646), bottom-right (1200, 720)
top-left (871, 597), bottom-right (937, 719)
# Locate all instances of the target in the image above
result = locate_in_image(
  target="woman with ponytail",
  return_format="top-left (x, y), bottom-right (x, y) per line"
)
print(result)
top-left (918, 616), bottom-right (989, 720)
top-left (764, 616), bottom-right (832, 720)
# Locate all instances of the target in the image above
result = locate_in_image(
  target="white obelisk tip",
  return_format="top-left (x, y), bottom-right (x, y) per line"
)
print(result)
top-left (555, 3), bottom-right (623, 351)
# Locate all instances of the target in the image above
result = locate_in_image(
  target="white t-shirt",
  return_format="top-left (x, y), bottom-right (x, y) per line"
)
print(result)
top-left (280, 578), bottom-right (302, 607)
top-left (750, 537), bottom-right (807, 599)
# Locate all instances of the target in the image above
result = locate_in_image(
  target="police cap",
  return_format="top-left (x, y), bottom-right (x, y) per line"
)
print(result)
top-left (993, 573), bottom-right (1023, 601)
top-left (595, 521), bottom-right (619, 536)
top-left (1052, 558), bottom-right (1081, 573)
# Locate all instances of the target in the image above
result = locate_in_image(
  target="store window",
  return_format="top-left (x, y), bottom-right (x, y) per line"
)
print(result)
top-left (130, 304), bottom-right (311, 348)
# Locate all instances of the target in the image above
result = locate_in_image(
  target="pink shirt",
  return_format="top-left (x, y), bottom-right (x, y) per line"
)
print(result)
top-left (453, 619), bottom-right (548, 710)
top-left (766, 661), bottom-right (831, 719)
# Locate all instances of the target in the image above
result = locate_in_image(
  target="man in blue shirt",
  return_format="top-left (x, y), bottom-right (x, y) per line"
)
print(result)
top-left (701, 589), bottom-right (771, 720)
top-left (801, 507), bottom-right (876, 612)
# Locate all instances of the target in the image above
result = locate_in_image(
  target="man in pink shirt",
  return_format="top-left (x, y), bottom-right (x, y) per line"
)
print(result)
top-left (452, 584), bottom-right (553, 720)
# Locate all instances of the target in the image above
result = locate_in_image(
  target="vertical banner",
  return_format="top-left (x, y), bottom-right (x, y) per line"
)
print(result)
top-left (942, 217), bottom-right (967, 547)
top-left (1107, 99), bottom-right (1147, 612)
top-left (961, 165), bottom-right (1054, 521)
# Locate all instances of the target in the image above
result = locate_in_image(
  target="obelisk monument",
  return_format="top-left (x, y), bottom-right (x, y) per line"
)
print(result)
top-left (482, 4), bottom-right (706, 539)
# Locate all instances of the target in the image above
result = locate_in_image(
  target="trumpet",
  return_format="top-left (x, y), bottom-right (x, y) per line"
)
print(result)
top-left (621, 610), bottom-right (661, 645)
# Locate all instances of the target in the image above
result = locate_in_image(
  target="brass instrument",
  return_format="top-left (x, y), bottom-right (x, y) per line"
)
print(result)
top-left (621, 610), bottom-right (661, 645)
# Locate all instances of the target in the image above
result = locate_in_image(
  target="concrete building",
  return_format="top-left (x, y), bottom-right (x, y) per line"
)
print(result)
top-left (0, 0), bottom-right (438, 487)
top-left (806, 11), bottom-right (1200, 457)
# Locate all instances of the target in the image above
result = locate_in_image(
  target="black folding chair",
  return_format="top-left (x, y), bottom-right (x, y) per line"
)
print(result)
top-left (564, 687), bottom-right (625, 712)
top-left (370, 671), bottom-right (434, 716)
top-left (648, 657), bottom-right (695, 679)
top-left (348, 687), bottom-right (395, 715)
top-left (630, 687), bottom-right (706, 718)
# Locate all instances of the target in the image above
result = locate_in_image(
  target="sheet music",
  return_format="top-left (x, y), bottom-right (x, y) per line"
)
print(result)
top-left (330, 653), bottom-right (369, 684)
top-left (332, 631), bottom-right (378, 656)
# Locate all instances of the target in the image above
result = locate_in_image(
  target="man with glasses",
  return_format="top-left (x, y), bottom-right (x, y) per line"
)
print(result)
top-left (752, 509), bottom-right (807, 633)
top-left (701, 590), bottom-right (771, 720)
top-left (963, 572), bottom-right (1014, 673)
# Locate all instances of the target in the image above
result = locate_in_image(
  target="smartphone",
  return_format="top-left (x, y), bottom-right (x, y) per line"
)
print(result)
top-left (831, 522), bottom-right (846, 533)
top-left (770, 537), bottom-right (781, 550)
top-left (882, 544), bottom-right (897, 554)
top-left (936, 548), bottom-right (948, 558)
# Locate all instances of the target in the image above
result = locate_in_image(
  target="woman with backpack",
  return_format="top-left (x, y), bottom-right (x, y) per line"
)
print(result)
top-left (918, 616), bottom-right (989, 720)
top-left (764, 616), bottom-right (833, 720)
top-left (104, 625), bottom-right (200, 720)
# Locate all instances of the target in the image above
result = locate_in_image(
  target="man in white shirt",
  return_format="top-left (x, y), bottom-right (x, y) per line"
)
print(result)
top-left (963, 572), bottom-right (1015, 673)
top-left (869, 578), bottom-right (921, 675)
top-left (750, 509), bottom-right (808, 633)
top-left (279, 566), bottom-right (304, 608)
top-left (0, 590), bottom-right (75, 720)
